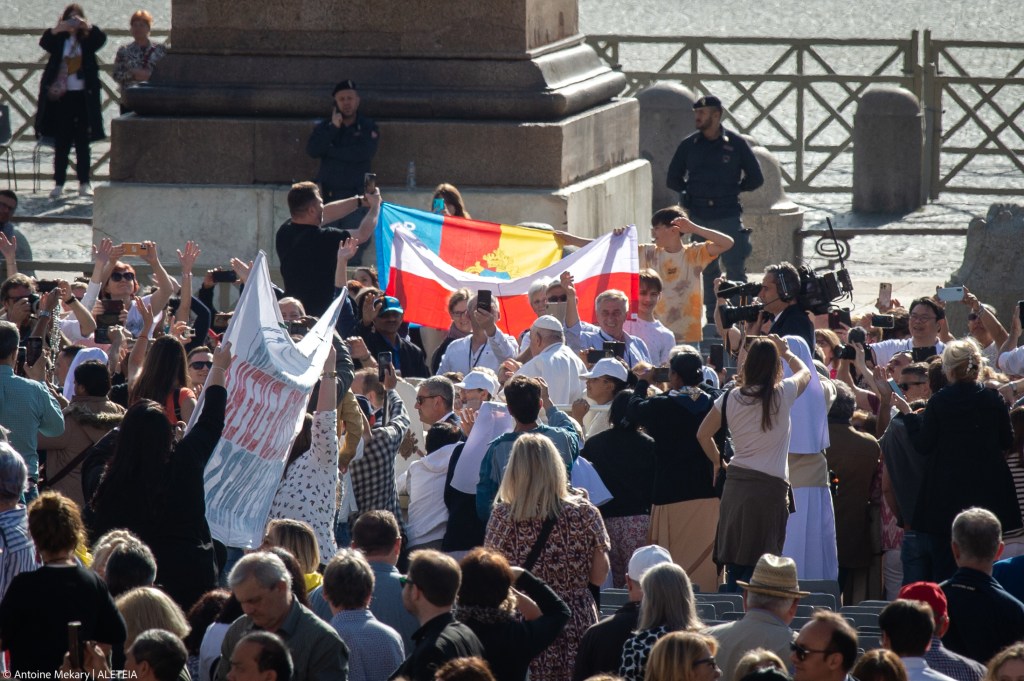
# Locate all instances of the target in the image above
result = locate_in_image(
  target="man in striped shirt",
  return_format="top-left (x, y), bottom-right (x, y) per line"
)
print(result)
top-left (0, 442), bottom-right (41, 603)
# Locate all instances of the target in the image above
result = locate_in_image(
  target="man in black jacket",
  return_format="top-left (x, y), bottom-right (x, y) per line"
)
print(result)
top-left (760, 262), bottom-right (815, 349)
top-left (391, 550), bottom-right (484, 681)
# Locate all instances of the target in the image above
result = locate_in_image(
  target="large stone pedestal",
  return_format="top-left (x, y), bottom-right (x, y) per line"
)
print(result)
top-left (103, 0), bottom-right (642, 271)
top-left (744, 141), bottom-right (805, 272)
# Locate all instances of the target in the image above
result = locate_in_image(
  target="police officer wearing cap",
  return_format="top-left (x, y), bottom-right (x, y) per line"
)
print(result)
top-left (306, 79), bottom-right (380, 255)
top-left (667, 95), bottom-right (764, 322)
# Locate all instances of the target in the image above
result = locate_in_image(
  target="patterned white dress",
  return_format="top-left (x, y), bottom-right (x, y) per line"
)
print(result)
top-left (268, 410), bottom-right (339, 561)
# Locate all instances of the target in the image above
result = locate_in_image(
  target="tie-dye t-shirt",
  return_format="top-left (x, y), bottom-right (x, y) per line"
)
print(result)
top-left (638, 241), bottom-right (716, 343)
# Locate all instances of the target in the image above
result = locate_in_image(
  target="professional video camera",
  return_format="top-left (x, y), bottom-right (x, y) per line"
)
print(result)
top-left (781, 264), bottom-right (854, 315)
top-left (719, 303), bottom-right (770, 328)
top-left (716, 280), bottom-right (762, 299)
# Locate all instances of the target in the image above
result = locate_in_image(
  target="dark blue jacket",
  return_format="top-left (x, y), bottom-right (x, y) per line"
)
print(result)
top-left (306, 113), bottom-right (380, 200)
top-left (941, 567), bottom-right (1024, 664)
top-left (667, 126), bottom-right (764, 220)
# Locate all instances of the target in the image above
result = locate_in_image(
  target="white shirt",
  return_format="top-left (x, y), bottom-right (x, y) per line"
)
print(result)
top-left (397, 443), bottom-right (455, 547)
top-left (60, 280), bottom-right (101, 342)
top-left (624, 318), bottom-right (677, 366)
top-left (999, 346), bottom-right (1024, 375)
top-left (901, 657), bottom-right (958, 681)
top-left (869, 338), bottom-right (945, 367)
top-left (437, 331), bottom-right (518, 376)
top-left (566, 321), bottom-right (651, 367)
top-left (514, 342), bottom-right (587, 406)
top-left (714, 377), bottom-right (801, 481)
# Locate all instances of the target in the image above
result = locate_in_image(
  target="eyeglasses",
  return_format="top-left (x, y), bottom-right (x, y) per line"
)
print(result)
top-left (791, 642), bottom-right (835, 662)
top-left (398, 576), bottom-right (415, 588)
top-left (415, 394), bottom-right (438, 405)
top-left (909, 314), bottom-right (936, 322)
top-left (190, 361), bottom-right (214, 370)
top-left (547, 295), bottom-right (568, 303)
top-left (693, 657), bottom-right (718, 670)
top-left (899, 381), bottom-right (926, 391)
top-left (451, 309), bottom-right (469, 318)
top-left (109, 271), bottom-right (136, 282)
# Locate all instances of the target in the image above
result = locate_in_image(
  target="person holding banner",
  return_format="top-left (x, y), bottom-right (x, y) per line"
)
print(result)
top-left (90, 341), bottom-right (233, 611)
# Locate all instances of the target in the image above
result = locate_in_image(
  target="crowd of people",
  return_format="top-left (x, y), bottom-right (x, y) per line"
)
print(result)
top-left (6, 25), bottom-right (1024, 681)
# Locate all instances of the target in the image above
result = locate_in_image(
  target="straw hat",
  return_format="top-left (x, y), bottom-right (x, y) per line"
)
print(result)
top-left (736, 554), bottom-right (810, 598)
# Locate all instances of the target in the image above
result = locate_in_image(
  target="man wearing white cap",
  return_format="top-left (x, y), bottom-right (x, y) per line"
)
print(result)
top-left (511, 314), bottom-right (588, 406)
top-left (454, 369), bottom-right (500, 411)
top-left (572, 545), bottom-right (673, 681)
top-left (573, 357), bottom-right (630, 438)
top-left (707, 554), bottom-right (806, 681)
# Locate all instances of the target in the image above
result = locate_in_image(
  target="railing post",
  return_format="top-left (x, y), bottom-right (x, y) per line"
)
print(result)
top-left (921, 30), bottom-right (941, 201)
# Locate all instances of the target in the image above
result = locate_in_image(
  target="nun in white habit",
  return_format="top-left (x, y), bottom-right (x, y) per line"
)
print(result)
top-left (780, 335), bottom-right (840, 581)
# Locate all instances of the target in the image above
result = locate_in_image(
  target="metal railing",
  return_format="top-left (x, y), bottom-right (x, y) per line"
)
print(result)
top-left (586, 33), bottom-right (920, 193)
top-left (922, 30), bottom-right (1024, 196)
top-left (0, 27), bottom-right (170, 185)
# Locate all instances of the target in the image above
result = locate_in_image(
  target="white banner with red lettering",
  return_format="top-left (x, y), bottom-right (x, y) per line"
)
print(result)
top-left (197, 252), bottom-right (343, 549)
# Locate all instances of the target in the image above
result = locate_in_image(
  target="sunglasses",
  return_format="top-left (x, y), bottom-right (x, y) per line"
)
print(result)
top-left (109, 271), bottom-right (136, 282)
top-left (899, 381), bottom-right (926, 391)
top-left (547, 295), bottom-right (568, 303)
top-left (190, 361), bottom-right (214, 370)
top-left (791, 642), bottom-right (834, 662)
top-left (693, 657), bottom-right (718, 670)
top-left (398, 576), bottom-right (415, 588)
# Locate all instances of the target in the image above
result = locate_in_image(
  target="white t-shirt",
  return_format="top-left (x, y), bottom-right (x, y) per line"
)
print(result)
top-left (624, 318), bottom-right (677, 366)
top-left (714, 377), bottom-right (801, 481)
top-left (868, 338), bottom-right (945, 367)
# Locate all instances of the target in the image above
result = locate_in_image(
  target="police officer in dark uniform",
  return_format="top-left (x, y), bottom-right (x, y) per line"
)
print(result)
top-left (306, 79), bottom-right (380, 263)
top-left (667, 95), bottom-right (764, 323)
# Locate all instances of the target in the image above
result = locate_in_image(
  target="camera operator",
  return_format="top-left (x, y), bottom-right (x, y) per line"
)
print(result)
top-left (759, 263), bottom-right (814, 348)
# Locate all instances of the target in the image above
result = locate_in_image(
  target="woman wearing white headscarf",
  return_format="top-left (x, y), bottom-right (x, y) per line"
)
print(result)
top-left (780, 335), bottom-right (839, 581)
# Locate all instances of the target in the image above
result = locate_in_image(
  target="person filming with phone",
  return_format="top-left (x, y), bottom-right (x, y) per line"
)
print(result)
top-left (869, 298), bottom-right (946, 367)
top-left (436, 292), bottom-right (518, 376)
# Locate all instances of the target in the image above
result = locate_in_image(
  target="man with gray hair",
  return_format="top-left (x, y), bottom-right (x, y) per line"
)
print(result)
top-left (565, 281), bottom-right (651, 367)
top-left (414, 376), bottom-right (459, 428)
top-left (0, 442), bottom-right (39, 602)
top-left (216, 552), bottom-right (349, 681)
top-left (510, 314), bottom-right (587, 405)
top-left (322, 548), bottom-right (404, 681)
top-left (436, 293), bottom-right (518, 376)
top-left (708, 554), bottom-right (806, 681)
top-left (941, 507), bottom-right (1024, 664)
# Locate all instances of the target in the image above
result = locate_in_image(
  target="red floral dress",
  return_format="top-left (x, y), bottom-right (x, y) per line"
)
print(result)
top-left (485, 498), bottom-right (610, 681)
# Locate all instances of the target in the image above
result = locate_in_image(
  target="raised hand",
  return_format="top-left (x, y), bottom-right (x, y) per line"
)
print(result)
top-left (176, 241), bottom-right (201, 275)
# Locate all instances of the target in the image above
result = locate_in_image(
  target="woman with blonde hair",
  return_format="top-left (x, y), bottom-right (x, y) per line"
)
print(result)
top-left (484, 433), bottom-right (610, 681)
top-left (851, 649), bottom-right (907, 681)
top-left (262, 518), bottom-right (322, 591)
top-left (620, 563), bottom-right (703, 681)
top-left (644, 631), bottom-right (720, 681)
top-left (115, 585), bottom-right (190, 646)
top-left (912, 338), bottom-right (1018, 580)
top-left (732, 648), bottom-right (786, 681)
top-left (985, 643), bottom-right (1024, 681)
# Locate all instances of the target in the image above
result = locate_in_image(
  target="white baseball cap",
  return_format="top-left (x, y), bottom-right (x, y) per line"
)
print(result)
top-left (627, 545), bottom-right (673, 582)
top-left (581, 357), bottom-right (628, 382)
top-left (455, 370), bottom-right (500, 396)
